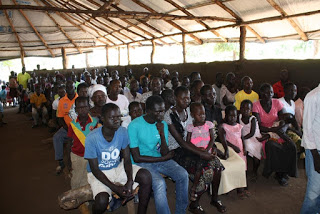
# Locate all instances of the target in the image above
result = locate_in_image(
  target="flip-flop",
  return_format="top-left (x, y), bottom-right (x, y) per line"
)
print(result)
top-left (188, 205), bottom-right (205, 214)
top-left (210, 200), bottom-right (227, 213)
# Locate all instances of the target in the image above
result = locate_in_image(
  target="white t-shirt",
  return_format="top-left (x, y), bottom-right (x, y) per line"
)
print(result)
top-left (124, 90), bottom-right (142, 103)
top-left (278, 97), bottom-right (295, 115)
top-left (52, 97), bottom-right (60, 111)
top-left (106, 94), bottom-right (129, 116)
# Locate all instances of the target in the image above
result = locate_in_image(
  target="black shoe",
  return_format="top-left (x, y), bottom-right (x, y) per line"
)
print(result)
top-left (274, 174), bottom-right (288, 186)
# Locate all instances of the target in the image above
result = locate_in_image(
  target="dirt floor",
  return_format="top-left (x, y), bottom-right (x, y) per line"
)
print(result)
top-left (1, 107), bottom-right (307, 214)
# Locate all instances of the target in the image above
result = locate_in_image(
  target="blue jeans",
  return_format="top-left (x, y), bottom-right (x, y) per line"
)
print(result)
top-left (301, 149), bottom-right (320, 214)
top-left (137, 159), bottom-right (189, 214)
top-left (53, 127), bottom-right (68, 160)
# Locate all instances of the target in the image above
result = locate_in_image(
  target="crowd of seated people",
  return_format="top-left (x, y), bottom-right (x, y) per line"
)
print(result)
top-left (0, 66), bottom-right (313, 214)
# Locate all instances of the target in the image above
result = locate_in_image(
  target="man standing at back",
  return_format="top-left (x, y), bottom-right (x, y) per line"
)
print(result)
top-left (53, 80), bottom-right (78, 174)
top-left (17, 67), bottom-right (30, 89)
top-left (301, 84), bottom-right (320, 213)
top-left (128, 95), bottom-right (189, 214)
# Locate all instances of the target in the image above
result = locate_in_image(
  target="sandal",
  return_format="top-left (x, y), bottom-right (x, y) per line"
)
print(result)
top-left (244, 190), bottom-right (251, 197)
top-left (210, 200), bottom-right (227, 213)
top-left (237, 191), bottom-right (248, 200)
top-left (188, 204), bottom-right (205, 214)
top-left (121, 194), bottom-right (135, 206)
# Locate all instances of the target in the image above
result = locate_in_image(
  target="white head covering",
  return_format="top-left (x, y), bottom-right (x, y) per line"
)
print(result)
top-left (88, 84), bottom-right (107, 107)
top-left (88, 84), bottom-right (107, 99)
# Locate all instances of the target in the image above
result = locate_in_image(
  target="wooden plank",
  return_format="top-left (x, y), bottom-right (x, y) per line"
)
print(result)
top-left (118, 47), bottom-right (120, 66)
top-left (0, 0), bottom-right (25, 66)
top-left (11, 0), bottom-right (55, 57)
top-left (266, 0), bottom-right (308, 41)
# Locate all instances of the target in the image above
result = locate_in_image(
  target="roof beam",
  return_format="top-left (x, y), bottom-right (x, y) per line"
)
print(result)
top-left (39, 0), bottom-right (108, 45)
top-left (34, 0), bottom-right (82, 53)
top-left (11, 0), bottom-right (54, 57)
top-left (87, 0), bottom-right (173, 45)
top-left (266, 0), bottom-right (308, 41)
top-left (0, 0), bottom-right (25, 65)
top-left (164, 0), bottom-right (227, 42)
top-left (167, 0), bottom-right (234, 14)
top-left (46, 0), bottom-right (114, 45)
top-left (213, 0), bottom-right (266, 43)
top-left (69, 0), bottom-right (145, 45)
top-left (57, 0), bottom-right (148, 44)
top-left (131, 0), bottom-right (203, 45)
top-left (0, 4), bottom-right (236, 22)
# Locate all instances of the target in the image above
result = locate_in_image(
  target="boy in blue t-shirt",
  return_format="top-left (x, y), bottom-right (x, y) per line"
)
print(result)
top-left (84, 103), bottom-right (151, 214)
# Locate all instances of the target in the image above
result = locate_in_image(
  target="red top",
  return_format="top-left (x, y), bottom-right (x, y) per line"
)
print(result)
top-left (67, 116), bottom-right (98, 157)
top-left (272, 81), bottom-right (284, 98)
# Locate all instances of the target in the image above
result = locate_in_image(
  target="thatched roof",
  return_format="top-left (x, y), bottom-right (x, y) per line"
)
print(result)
top-left (0, 0), bottom-right (319, 60)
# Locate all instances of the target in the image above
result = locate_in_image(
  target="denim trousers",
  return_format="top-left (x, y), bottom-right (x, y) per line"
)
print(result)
top-left (137, 159), bottom-right (189, 214)
top-left (301, 149), bottom-right (320, 214)
top-left (53, 127), bottom-right (68, 160)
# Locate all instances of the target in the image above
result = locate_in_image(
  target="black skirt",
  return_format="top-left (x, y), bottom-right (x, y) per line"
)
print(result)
top-left (262, 140), bottom-right (298, 178)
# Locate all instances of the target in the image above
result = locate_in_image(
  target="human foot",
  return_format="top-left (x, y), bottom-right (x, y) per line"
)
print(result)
top-left (210, 200), bottom-right (227, 213)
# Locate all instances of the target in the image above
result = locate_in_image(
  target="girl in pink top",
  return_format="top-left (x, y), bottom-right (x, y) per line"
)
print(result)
top-left (219, 105), bottom-right (250, 199)
top-left (186, 103), bottom-right (218, 201)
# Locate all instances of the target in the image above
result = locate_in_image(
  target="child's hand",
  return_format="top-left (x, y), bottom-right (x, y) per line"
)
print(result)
top-left (211, 147), bottom-right (217, 156)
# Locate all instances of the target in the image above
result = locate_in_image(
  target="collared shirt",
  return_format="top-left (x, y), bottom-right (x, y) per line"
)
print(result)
top-left (204, 104), bottom-right (223, 126)
top-left (57, 93), bottom-right (78, 126)
top-left (68, 115), bottom-right (100, 157)
top-left (302, 84), bottom-right (320, 150)
top-left (30, 93), bottom-right (47, 108)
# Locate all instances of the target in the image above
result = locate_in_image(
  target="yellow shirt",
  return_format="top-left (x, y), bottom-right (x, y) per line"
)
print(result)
top-left (17, 72), bottom-right (31, 89)
top-left (234, 90), bottom-right (259, 110)
top-left (30, 93), bottom-right (47, 108)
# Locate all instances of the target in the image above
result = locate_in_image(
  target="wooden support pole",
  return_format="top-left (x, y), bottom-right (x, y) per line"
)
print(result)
top-left (118, 47), bottom-right (120, 66)
top-left (182, 34), bottom-right (186, 64)
top-left (127, 44), bottom-right (130, 65)
top-left (106, 46), bottom-right (109, 66)
top-left (61, 47), bottom-right (68, 69)
top-left (239, 26), bottom-right (247, 61)
top-left (151, 40), bottom-right (155, 64)
top-left (85, 53), bottom-right (89, 68)
top-left (21, 51), bottom-right (25, 68)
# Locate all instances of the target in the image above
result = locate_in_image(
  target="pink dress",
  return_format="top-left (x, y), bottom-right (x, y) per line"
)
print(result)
top-left (222, 123), bottom-right (246, 166)
top-left (186, 121), bottom-right (214, 149)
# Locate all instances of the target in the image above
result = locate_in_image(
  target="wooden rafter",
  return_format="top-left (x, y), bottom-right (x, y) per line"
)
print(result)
top-left (110, 4), bottom-right (179, 45)
top-left (69, 0), bottom-right (144, 45)
top-left (46, 0), bottom-right (114, 45)
top-left (213, 0), bottom-right (266, 43)
top-left (167, 0), bottom-right (234, 14)
top-left (11, 0), bottom-right (54, 57)
top-left (39, 0), bottom-right (108, 45)
top-left (71, 0), bottom-right (171, 46)
top-left (33, 0), bottom-right (82, 53)
top-left (0, 4), bottom-right (236, 22)
top-left (57, 0), bottom-right (148, 44)
top-left (131, 0), bottom-right (204, 45)
top-left (266, 0), bottom-right (308, 41)
top-left (0, 0), bottom-right (25, 65)
top-left (96, 0), bottom-right (116, 12)
top-left (164, 0), bottom-right (227, 42)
